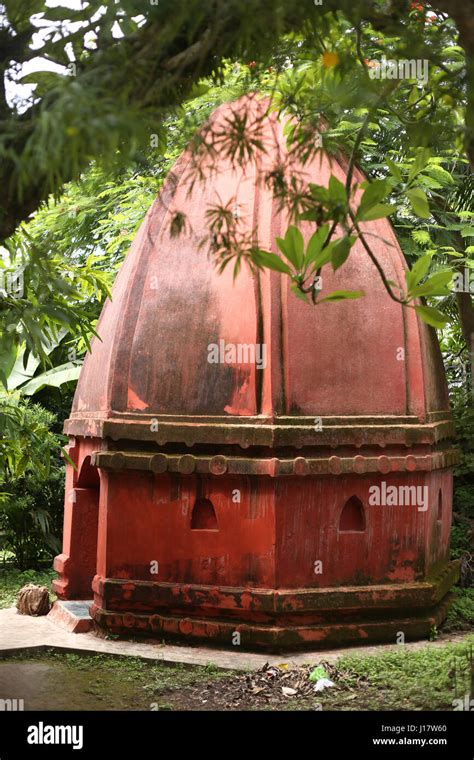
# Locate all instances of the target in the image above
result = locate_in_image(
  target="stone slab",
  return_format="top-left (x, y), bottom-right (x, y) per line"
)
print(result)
top-left (0, 607), bottom-right (470, 671)
top-left (47, 600), bottom-right (93, 633)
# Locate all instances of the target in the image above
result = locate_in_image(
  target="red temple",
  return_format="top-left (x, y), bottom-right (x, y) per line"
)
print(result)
top-left (53, 96), bottom-right (459, 649)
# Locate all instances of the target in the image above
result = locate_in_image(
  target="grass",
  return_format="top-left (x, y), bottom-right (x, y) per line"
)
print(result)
top-left (0, 566), bottom-right (56, 609)
top-left (444, 587), bottom-right (474, 632)
top-left (45, 651), bottom-right (227, 690)
top-left (319, 638), bottom-right (474, 711)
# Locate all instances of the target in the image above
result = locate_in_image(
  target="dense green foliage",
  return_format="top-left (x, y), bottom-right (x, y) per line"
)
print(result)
top-left (0, 1), bottom-right (472, 244)
top-left (451, 390), bottom-right (474, 586)
top-left (0, 396), bottom-right (64, 568)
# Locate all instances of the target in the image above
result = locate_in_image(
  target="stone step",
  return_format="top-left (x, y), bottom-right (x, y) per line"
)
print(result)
top-left (48, 600), bottom-right (93, 634)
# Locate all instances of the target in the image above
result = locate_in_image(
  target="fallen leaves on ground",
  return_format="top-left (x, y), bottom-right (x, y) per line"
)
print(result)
top-left (158, 662), bottom-right (357, 710)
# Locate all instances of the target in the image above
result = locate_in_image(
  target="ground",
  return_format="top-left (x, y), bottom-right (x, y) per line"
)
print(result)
top-left (0, 642), bottom-right (472, 711)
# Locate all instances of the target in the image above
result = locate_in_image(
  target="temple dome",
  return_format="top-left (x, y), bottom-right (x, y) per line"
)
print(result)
top-left (70, 95), bottom-right (449, 424)
top-left (57, 96), bottom-right (458, 648)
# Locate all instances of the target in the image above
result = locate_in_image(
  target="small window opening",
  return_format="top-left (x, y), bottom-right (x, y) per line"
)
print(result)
top-left (437, 490), bottom-right (443, 522)
top-left (76, 455), bottom-right (100, 488)
top-left (339, 496), bottom-right (365, 532)
top-left (191, 498), bottom-right (218, 530)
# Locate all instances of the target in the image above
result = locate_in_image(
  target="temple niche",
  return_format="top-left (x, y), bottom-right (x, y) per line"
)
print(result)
top-left (53, 95), bottom-right (458, 650)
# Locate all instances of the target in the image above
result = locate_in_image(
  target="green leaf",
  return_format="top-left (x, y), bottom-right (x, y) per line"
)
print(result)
top-left (309, 184), bottom-right (329, 203)
top-left (414, 305), bottom-right (449, 329)
top-left (305, 224), bottom-right (330, 266)
top-left (328, 175), bottom-right (347, 204)
top-left (309, 246), bottom-right (334, 271)
top-left (408, 148), bottom-right (431, 183)
top-left (276, 236), bottom-right (296, 267)
top-left (408, 271), bottom-right (453, 298)
top-left (252, 249), bottom-right (293, 275)
top-left (319, 289), bottom-right (365, 302)
top-left (7, 330), bottom-right (68, 391)
top-left (405, 253), bottom-right (433, 291)
top-left (440, 45), bottom-right (465, 58)
top-left (356, 179), bottom-right (389, 221)
top-left (360, 203), bottom-right (393, 221)
top-left (419, 175), bottom-right (443, 190)
top-left (61, 447), bottom-right (78, 471)
top-left (411, 229), bottom-right (431, 247)
top-left (386, 158), bottom-right (403, 182)
top-left (0, 337), bottom-right (18, 388)
top-left (276, 225), bottom-right (305, 269)
top-left (20, 362), bottom-right (82, 396)
top-left (299, 209), bottom-right (319, 222)
top-left (422, 164), bottom-right (454, 185)
top-left (330, 236), bottom-right (356, 271)
top-left (41, 305), bottom-right (75, 326)
top-left (406, 188), bottom-right (430, 219)
top-left (8, 353), bottom-right (42, 391)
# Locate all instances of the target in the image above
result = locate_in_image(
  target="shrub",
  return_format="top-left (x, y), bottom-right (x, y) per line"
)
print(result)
top-left (0, 396), bottom-right (64, 569)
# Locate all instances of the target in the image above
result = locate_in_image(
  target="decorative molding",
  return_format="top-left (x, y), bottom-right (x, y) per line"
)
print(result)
top-left (92, 447), bottom-right (460, 476)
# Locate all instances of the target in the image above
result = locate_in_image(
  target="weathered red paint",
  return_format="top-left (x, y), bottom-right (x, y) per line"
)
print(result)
top-left (53, 95), bottom-right (458, 650)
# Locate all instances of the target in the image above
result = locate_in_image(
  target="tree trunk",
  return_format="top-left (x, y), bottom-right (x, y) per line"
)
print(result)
top-left (456, 289), bottom-right (474, 355)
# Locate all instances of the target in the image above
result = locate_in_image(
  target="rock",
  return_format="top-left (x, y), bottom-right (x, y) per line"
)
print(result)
top-left (16, 584), bottom-right (50, 616)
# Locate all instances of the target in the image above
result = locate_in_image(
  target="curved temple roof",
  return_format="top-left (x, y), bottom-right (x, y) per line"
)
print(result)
top-left (70, 95), bottom-right (449, 426)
